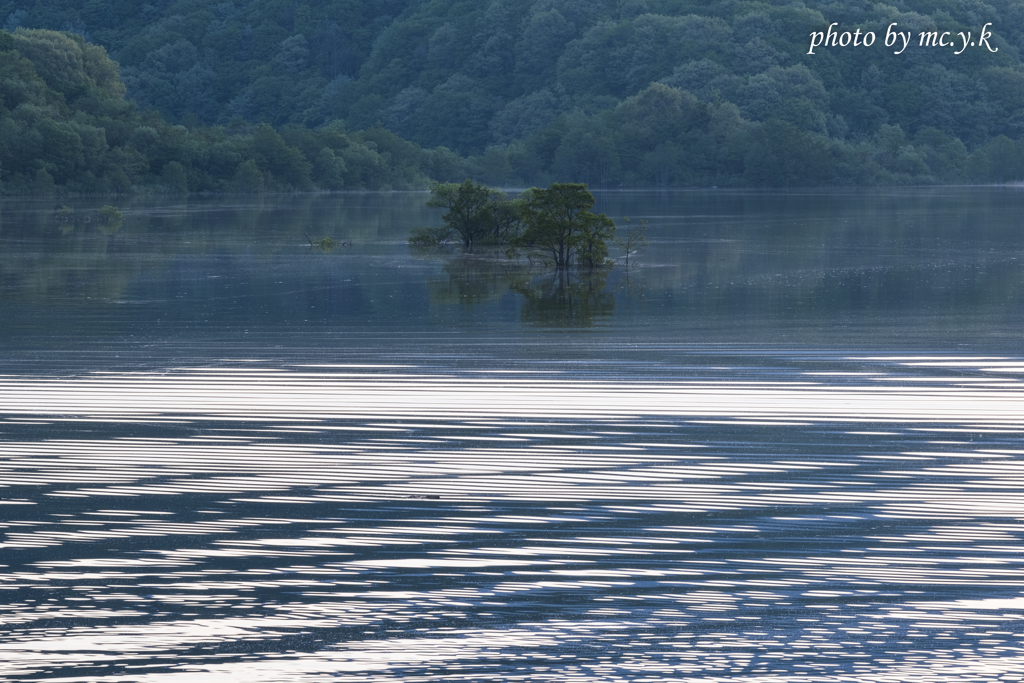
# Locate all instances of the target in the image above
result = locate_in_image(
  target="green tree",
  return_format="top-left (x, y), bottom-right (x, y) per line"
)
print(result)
top-left (512, 183), bottom-right (615, 269)
top-left (312, 147), bottom-right (347, 190)
top-left (421, 146), bottom-right (461, 183)
top-left (425, 179), bottom-right (507, 249)
top-left (247, 123), bottom-right (313, 190)
top-left (162, 160), bottom-right (189, 193)
top-left (11, 29), bottom-right (111, 102)
top-left (515, 9), bottom-right (576, 91)
top-left (231, 159), bottom-right (265, 193)
top-left (551, 114), bottom-right (619, 187)
top-left (743, 120), bottom-right (834, 186)
top-left (97, 204), bottom-right (123, 232)
top-left (32, 168), bottom-right (55, 195)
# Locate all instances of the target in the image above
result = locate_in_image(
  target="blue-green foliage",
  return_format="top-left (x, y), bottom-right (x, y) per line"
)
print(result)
top-left (0, 28), bottom-right (443, 193)
top-left (4, 0), bottom-right (1024, 186)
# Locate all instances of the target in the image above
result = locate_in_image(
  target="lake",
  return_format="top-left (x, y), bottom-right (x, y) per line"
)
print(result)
top-left (2, 188), bottom-right (1024, 682)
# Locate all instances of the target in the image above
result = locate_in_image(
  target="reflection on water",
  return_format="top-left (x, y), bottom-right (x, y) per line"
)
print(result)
top-left (426, 255), bottom-right (615, 327)
top-left (3, 189), bottom-right (1024, 681)
top-left (514, 269), bottom-right (614, 327)
top-left (426, 254), bottom-right (528, 307)
top-left (2, 187), bottom-right (1024, 348)
top-left (2, 358), bottom-right (1024, 681)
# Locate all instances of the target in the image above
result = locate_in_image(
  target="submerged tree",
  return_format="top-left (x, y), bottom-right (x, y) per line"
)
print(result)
top-left (412, 180), bottom-right (615, 271)
top-left (512, 183), bottom-right (615, 269)
top-left (412, 178), bottom-right (524, 248)
top-left (97, 205), bottom-right (123, 234)
top-left (427, 179), bottom-right (506, 248)
top-left (410, 179), bottom-right (619, 326)
top-left (615, 216), bottom-right (648, 268)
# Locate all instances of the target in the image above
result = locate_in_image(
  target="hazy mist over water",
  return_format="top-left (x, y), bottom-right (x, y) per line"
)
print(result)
top-left (2, 189), bottom-right (1024, 681)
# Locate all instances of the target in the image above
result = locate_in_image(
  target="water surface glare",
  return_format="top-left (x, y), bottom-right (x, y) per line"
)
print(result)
top-left (2, 359), bottom-right (1024, 682)
top-left (4, 189), bottom-right (1024, 681)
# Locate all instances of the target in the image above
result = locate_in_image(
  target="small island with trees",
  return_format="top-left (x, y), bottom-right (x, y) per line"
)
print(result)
top-left (411, 180), bottom-right (645, 326)
top-left (411, 180), bottom-right (646, 272)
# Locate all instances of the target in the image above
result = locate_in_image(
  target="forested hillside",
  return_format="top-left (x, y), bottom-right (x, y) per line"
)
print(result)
top-left (4, 0), bottom-right (1024, 189)
top-left (0, 28), bottom-right (452, 193)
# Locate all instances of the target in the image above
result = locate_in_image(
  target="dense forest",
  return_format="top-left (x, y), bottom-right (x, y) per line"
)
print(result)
top-left (0, 28), bottom-right (456, 193)
top-left (3, 0), bottom-right (1024, 192)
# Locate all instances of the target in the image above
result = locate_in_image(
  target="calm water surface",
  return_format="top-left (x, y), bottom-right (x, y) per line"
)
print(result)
top-left (1, 189), bottom-right (1024, 681)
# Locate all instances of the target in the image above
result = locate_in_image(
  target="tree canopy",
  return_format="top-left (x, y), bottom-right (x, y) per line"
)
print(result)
top-left (414, 181), bottom-right (615, 270)
top-left (0, 28), bottom-right (454, 193)
top-left (513, 183), bottom-right (615, 269)
top-left (4, 1), bottom-right (1024, 187)
top-left (425, 179), bottom-right (509, 248)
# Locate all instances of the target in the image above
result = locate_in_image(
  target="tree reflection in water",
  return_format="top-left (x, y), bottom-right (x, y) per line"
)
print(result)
top-left (513, 269), bottom-right (614, 327)
top-left (426, 253), bottom-right (528, 306)
top-left (426, 254), bottom-right (614, 327)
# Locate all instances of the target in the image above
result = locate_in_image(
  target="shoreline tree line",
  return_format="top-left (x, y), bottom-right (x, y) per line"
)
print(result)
top-left (0, 28), bottom-right (458, 195)
top-left (4, 0), bottom-right (1024, 194)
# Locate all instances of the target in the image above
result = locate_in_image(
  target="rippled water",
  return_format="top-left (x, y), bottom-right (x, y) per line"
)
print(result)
top-left (2, 190), bottom-right (1024, 681)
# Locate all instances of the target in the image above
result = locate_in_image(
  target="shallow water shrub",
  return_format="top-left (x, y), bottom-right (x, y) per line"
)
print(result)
top-left (98, 205), bottom-right (122, 223)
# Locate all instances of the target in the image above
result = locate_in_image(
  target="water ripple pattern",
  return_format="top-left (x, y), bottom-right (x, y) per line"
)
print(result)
top-left (1, 356), bottom-right (1023, 681)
